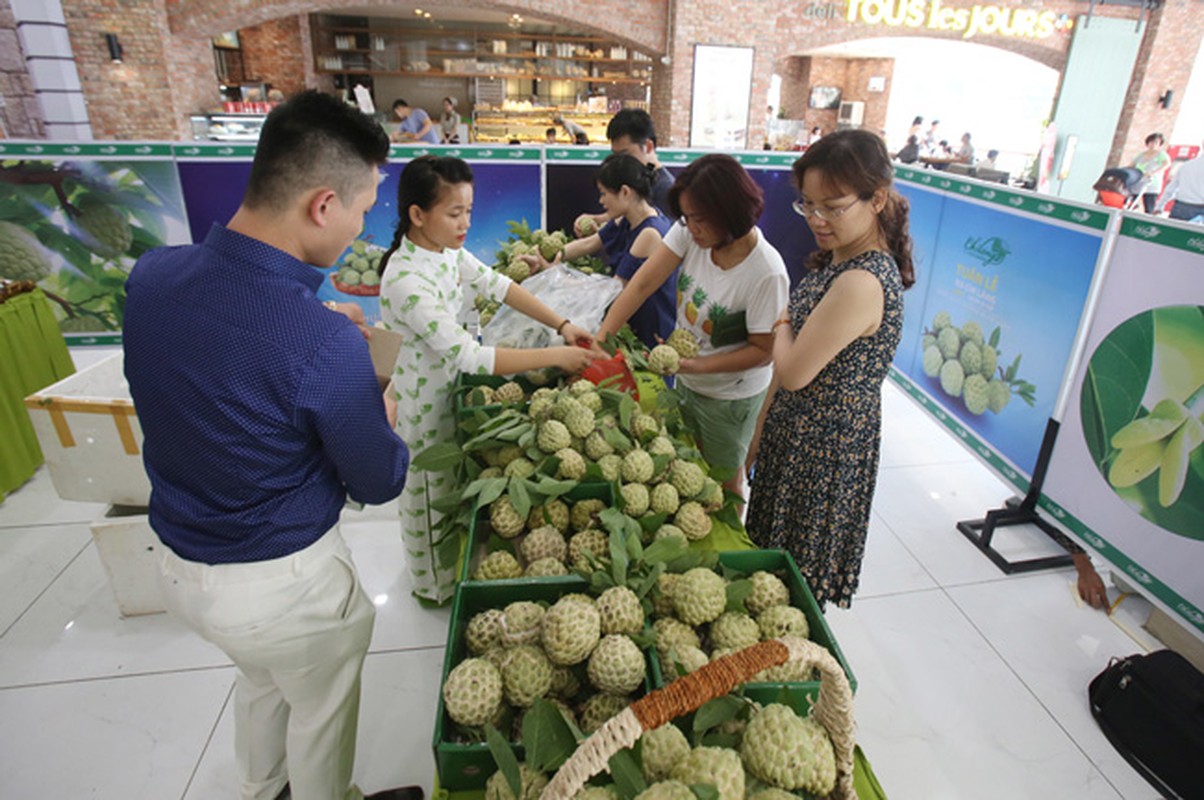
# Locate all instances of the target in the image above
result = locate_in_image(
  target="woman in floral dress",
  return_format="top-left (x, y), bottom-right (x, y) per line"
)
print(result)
top-left (746, 130), bottom-right (916, 608)
top-left (378, 156), bottom-right (597, 602)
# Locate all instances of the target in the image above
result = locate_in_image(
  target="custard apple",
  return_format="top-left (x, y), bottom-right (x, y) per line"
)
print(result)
top-left (596, 585), bottom-right (644, 636)
top-left (987, 378), bottom-right (1011, 413)
top-left (75, 197), bottom-right (132, 259)
top-left (496, 445), bottom-right (525, 466)
top-left (520, 525), bottom-right (567, 564)
top-left (647, 436), bottom-right (677, 458)
top-left (0, 221), bottom-right (52, 281)
top-left (465, 609), bottom-right (504, 654)
top-left (672, 567), bottom-right (727, 626)
top-left (541, 596), bottom-right (601, 665)
top-left (578, 692), bottom-right (630, 734)
top-left (620, 483), bottom-right (650, 516)
top-left (961, 320), bottom-right (984, 346)
top-left (696, 478), bottom-right (723, 510)
top-left (745, 571), bottom-right (790, 615)
top-left (500, 601), bottom-right (545, 647)
top-left (921, 344), bottom-right (944, 378)
top-left (634, 782), bottom-right (694, 800)
top-left (443, 657), bottom-right (504, 727)
top-left (529, 392), bottom-right (556, 421)
top-left (485, 763), bottom-right (548, 800)
top-left (568, 528), bottom-right (609, 570)
top-left (666, 328), bottom-right (700, 359)
top-left (669, 460), bottom-right (705, 498)
top-left (490, 495), bottom-right (526, 538)
top-left (653, 617), bottom-right (701, 656)
top-left (564, 404), bottom-right (596, 438)
top-left (475, 550), bottom-right (522, 580)
top-left (709, 611), bottom-right (760, 650)
top-left (654, 524), bottom-right (688, 549)
top-left (555, 447), bottom-right (587, 480)
top-left (585, 431), bottom-right (615, 460)
top-left (649, 483), bottom-right (680, 515)
top-left (494, 381), bottom-right (526, 404)
top-left (661, 643), bottom-right (708, 678)
top-left (932, 310), bottom-right (952, 330)
top-left (756, 604), bottom-right (809, 640)
top-left (631, 413), bottom-right (661, 442)
top-left (549, 664), bottom-right (581, 699)
top-left (525, 557), bottom-right (569, 577)
top-left (596, 453), bottom-right (622, 481)
top-left (504, 457), bottom-right (537, 479)
top-left (621, 449), bottom-right (655, 483)
top-left (537, 420), bottom-right (572, 453)
top-left (570, 499), bottom-right (606, 532)
top-left (577, 390), bottom-right (602, 412)
top-left (528, 499), bottom-right (570, 533)
top-left (740, 703), bottom-right (836, 796)
top-left (959, 340), bottom-right (982, 376)
top-left (587, 634), bottom-right (646, 694)
top-left (504, 260), bottom-right (531, 283)
top-left (674, 501), bottom-right (712, 541)
top-left (499, 644), bottom-right (553, 707)
top-left (980, 343), bottom-right (999, 379)
top-left (648, 344), bottom-right (680, 376)
top-left (963, 373), bottom-right (989, 415)
top-left (671, 747), bottom-right (744, 800)
top-left (640, 723), bottom-right (691, 783)
top-left (653, 572), bottom-right (679, 617)
top-left (937, 325), bottom-right (960, 359)
top-left (939, 359), bottom-right (965, 398)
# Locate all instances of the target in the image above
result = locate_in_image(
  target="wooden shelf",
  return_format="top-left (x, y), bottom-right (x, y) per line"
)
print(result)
top-left (313, 65), bottom-right (647, 84)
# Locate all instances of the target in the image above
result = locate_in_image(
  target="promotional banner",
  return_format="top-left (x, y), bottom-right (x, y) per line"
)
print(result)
top-left (176, 144), bottom-right (542, 325)
top-left (889, 168), bottom-right (1108, 486)
top-left (891, 178), bottom-right (944, 373)
top-left (1042, 216), bottom-right (1204, 636)
top-left (0, 142), bottom-right (190, 346)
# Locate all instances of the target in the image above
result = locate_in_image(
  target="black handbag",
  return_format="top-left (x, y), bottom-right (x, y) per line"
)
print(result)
top-left (1088, 650), bottom-right (1204, 800)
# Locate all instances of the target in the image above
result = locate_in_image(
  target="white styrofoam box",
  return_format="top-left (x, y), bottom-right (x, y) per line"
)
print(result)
top-left (90, 505), bottom-right (165, 617)
top-left (24, 352), bottom-right (151, 506)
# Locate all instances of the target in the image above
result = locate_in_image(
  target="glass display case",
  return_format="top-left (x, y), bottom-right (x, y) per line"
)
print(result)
top-left (189, 113), bottom-right (268, 142)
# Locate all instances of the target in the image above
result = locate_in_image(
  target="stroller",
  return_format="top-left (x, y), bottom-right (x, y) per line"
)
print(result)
top-left (1092, 167), bottom-right (1145, 210)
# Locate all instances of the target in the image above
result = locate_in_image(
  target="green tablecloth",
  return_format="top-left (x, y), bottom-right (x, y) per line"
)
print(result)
top-left (0, 289), bottom-right (75, 501)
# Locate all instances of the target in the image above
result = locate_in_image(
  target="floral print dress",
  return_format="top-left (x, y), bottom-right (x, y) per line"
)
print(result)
top-left (746, 250), bottom-right (903, 608)
top-left (379, 237), bottom-right (512, 602)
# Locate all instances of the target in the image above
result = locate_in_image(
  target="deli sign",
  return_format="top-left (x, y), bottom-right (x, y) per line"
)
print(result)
top-left (846, 0), bottom-right (1067, 40)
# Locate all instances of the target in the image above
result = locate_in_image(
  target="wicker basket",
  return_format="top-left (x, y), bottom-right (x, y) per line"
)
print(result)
top-left (542, 636), bottom-right (856, 800)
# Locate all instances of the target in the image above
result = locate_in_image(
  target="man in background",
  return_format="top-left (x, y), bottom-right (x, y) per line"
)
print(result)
top-left (574, 108), bottom-right (675, 234)
top-left (391, 98), bottom-right (439, 144)
top-left (1156, 141), bottom-right (1204, 222)
top-left (124, 90), bottom-right (415, 800)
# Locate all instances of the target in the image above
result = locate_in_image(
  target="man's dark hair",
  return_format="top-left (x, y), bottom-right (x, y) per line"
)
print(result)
top-left (607, 108), bottom-right (657, 147)
top-left (392, 98), bottom-right (409, 110)
top-left (245, 90), bottom-right (389, 212)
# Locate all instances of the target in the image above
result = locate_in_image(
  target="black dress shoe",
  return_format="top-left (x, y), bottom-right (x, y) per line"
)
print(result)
top-left (365, 787), bottom-right (424, 800)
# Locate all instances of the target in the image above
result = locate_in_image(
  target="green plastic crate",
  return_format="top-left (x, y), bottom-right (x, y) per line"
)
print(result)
top-left (433, 579), bottom-right (656, 792)
top-left (458, 481), bottom-right (614, 584)
top-left (649, 549), bottom-right (856, 702)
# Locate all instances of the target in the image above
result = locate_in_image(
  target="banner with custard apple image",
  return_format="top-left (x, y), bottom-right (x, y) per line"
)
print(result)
top-left (0, 143), bottom-right (189, 344)
top-left (1042, 217), bottom-right (1204, 636)
top-left (176, 145), bottom-right (543, 327)
top-left (889, 183), bottom-right (1105, 483)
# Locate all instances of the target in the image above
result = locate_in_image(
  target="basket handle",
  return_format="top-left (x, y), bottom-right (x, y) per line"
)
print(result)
top-left (542, 637), bottom-right (855, 800)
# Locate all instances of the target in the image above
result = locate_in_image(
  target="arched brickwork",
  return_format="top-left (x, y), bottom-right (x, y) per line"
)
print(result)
top-left (165, 0), bottom-right (669, 55)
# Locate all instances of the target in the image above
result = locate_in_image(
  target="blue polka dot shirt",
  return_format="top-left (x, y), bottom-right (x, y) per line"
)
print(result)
top-left (123, 224), bottom-right (409, 564)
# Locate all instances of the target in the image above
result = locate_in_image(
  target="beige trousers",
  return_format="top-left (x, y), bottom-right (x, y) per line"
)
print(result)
top-left (157, 527), bottom-right (375, 800)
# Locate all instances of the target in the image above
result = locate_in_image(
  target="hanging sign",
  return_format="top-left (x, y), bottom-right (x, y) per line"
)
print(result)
top-left (845, 0), bottom-right (1069, 40)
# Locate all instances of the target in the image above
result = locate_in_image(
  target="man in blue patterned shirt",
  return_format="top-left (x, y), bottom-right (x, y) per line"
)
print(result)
top-left (124, 91), bottom-right (413, 800)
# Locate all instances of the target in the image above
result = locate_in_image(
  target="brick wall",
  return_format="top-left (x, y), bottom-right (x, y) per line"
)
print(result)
top-left (1110, 0), bottom-right (1203, 167)
top-left (239, 15), bottom-right (306, 97)
top-left (0, 0), bottom-right (41, 138)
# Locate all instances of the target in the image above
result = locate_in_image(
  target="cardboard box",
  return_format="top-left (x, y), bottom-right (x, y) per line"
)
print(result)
top-left (24, 352), bottom-right (152, 506)
top-left (367, 327), bottom-right (403, 391)
top-left (90, 504), bottom-right (165, 617)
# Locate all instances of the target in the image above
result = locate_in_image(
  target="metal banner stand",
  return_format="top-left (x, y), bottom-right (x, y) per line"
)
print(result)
top-left (956, 419), bottom-right (1074, 574)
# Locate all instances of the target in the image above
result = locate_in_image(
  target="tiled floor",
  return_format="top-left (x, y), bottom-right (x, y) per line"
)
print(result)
top-left (0, 349), bottom-right (1159, 799)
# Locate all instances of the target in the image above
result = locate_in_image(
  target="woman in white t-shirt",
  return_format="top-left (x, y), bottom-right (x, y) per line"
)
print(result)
top-left (595, 153), bottom-right (789, 500)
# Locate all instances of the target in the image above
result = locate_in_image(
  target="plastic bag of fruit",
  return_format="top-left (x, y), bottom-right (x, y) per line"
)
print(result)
top-left (482, 263), bottom-right (622, 349)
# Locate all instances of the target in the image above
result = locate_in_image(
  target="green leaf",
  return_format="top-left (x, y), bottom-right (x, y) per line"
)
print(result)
top-left (609, 527), bottom-right (630, 585)
top-left (604, 428), bottom-right (633, 453)
top-left (431, 492), bottom-right (466, 514)
top-left (461, 478), bottom-right (491, 499)
top-left (693, 695), bottom-right (745, 734)
top-left (638, 512), bottom-right (668, 532)
top-left (642, 536), bottom-right (688, 564)
top-left (411, 442), bottom-right (465, 472)
top-left (619, 394), bottom-right (636, 430)
top-left (521, 698), bottom-right (578, 773)
top-left (478, 477), bottom-right (510, 507)
top-left (989, 326), bottom-right (1001, 349)
top-left (607, 749), bottom-right (647, 800)
top-left (484, 724), bottom-right (522, 799)
top-left (633, 560), bottom-right (665, 599)
top-left (713, 503), bottom-right (742, 531)
top-left (1080, 310), bottom-right (1156, 465)
top-left (724, 578), bottom-right (753, 612)
top-left (510, 477), bottom-right (532, 519)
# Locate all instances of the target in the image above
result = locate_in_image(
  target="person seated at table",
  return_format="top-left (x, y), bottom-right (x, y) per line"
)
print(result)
top-left (545, 127), bottom-right (557, 145)
top-left (977, 149), bottom-right (1000, 170)
top-left (955, 133), bottom-right (975, 164)
top-left (896, 135), bottom-right (920, 164)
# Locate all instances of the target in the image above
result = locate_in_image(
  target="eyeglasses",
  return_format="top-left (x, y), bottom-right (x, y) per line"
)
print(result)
top-left (792, 197), bottom-right (862, 221)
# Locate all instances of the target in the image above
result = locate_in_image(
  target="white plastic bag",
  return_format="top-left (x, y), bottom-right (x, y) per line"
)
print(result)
top-left (482, 264), bottom-right (623, 348)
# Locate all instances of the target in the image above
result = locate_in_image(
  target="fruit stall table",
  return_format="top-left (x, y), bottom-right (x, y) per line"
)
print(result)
top-left (0, 285), bottom-right (74, 501)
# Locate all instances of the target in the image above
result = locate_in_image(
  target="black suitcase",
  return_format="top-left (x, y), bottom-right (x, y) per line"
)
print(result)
top-left (1088, 650), bottom-right (1204, 800)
